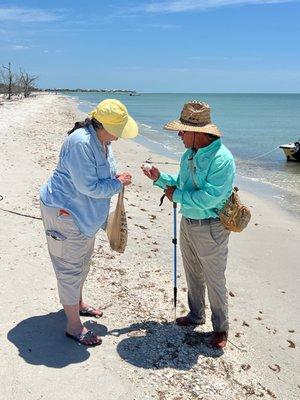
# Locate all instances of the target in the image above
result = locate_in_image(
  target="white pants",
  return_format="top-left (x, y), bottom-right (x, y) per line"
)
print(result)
top-left (40, 202), bottom-right (95, 305)
top-left (180, 217), bottom-right (230, 332)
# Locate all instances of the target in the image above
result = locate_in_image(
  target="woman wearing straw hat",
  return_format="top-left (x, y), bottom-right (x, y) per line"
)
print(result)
top-left (142, 101), bottom-right (235, 349)
top-left (40, 99), bottom-right (138, 346)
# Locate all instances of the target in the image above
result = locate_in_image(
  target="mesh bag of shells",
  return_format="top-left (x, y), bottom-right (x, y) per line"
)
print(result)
top-left (218, 187), bottom-right (251, 232)
top-left (106, 187), bottom-right (128, 253)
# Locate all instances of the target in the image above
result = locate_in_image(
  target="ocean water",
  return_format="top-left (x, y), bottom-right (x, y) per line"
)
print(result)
top-left (66, 92), bottom-right (300, 216)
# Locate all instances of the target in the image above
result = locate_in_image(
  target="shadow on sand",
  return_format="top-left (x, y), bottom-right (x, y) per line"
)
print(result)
top-left (110, 320), bottom-right (223, 371)
top-left (7, 310), bottom-right (107, 368)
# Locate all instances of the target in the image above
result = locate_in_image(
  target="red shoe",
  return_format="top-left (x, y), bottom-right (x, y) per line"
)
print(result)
top-left (175, 316), bottom-right (204, 327)
top-left (210, 331), bottom-right (228, 349)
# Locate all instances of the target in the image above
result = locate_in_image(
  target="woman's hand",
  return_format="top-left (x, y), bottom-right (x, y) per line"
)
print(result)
top-left (141, 164), bottom-right (160, 181)
top-left (117, 172), bottom-right (132, 186)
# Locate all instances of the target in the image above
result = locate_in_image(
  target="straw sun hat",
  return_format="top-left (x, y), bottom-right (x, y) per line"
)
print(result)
top-left (164, 101), bottom-right (222, 137)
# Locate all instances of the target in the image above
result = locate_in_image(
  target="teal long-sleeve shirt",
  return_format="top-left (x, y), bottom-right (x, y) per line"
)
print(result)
top-left (154, 139), bottom-right (235, 219)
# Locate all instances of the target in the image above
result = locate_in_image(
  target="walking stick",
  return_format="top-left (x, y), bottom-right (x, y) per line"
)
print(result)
top-left (159, 193), bottom-right (178, 320)
top-left (172, 202), bottom-right (178, 320)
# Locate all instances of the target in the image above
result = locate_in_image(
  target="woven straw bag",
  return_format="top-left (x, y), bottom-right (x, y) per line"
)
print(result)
top-left (106, 187), bottom-right (128, 253)
top-left (218, 187), bottom-right (251, 232)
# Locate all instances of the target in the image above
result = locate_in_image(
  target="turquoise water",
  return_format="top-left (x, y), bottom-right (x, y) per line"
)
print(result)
top-left (66, 92), bottom-right (300, 214)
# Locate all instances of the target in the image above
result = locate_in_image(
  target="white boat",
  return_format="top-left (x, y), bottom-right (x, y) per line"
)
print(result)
top-left (279, 140), bottom-right (300, 161)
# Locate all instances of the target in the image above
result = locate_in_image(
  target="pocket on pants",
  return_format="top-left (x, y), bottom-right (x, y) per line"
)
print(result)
top-left (209, 220), bottom-right (229, 245)
top-left (46, 230), bottom-right (66, 258)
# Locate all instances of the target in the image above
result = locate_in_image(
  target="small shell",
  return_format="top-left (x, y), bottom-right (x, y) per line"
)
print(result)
top-left (141, 163), bottom-right (152, 171)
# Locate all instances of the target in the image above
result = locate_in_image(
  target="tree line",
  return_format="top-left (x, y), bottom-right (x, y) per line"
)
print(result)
top-left (0, 62), bottom-right (39, 99)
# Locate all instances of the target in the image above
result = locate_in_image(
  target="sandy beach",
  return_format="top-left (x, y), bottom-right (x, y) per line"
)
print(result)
top-left (0, 93), bottom-right (299, 400)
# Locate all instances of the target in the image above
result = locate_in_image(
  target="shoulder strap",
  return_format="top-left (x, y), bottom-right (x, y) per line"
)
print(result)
top-left (188, 154), bottom-right (199, 190)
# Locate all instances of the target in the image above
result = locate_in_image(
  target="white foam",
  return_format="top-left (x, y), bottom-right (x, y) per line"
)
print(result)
top-left (140, 123), bottom-right (152, 129)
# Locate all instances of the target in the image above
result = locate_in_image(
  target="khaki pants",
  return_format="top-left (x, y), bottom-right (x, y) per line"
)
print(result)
top-left (40, 202), bottom-right (95, 305)
top-left (180, 217), bottom-right (230, 332)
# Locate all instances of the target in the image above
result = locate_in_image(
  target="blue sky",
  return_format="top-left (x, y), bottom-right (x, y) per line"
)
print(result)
top-left (0, 0), bottom-right (299, 92)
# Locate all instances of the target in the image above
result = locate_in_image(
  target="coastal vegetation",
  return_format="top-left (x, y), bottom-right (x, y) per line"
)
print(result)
top-left (0, 62), bottom-right (38, 99)
top-left (44, 88), bottom-right (138, 94)
top-left (0, 63), bottom-right (137, 100)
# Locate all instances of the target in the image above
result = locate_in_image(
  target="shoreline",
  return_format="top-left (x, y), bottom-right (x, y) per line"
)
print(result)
top-left (72, 93), bottom-right (300, 220)
top-left (135, 131), bottom-right (300, 218)
top-left (0, 93), bottom-right (299, 400)
top-left (135, 127), bottom-right (300, 221)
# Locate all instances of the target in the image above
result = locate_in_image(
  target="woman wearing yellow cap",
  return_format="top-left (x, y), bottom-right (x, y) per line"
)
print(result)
top-left (40, 99), bottom-right (138, 346)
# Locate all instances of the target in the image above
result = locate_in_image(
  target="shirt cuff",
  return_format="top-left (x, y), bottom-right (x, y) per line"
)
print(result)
top-left (114, 178), bottom-right (123, 193)
top-left (173, 189), bottom-right (182, 204)
top-left (153, 174), bottom-right (165, 189)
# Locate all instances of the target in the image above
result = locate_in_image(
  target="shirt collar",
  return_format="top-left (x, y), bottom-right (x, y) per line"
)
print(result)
top-left (86, 123), bottom-right (97, 137)
top-left (188, 138), bottom-right (221, 158)
top-left (86, 123), bottom-right (109, 154)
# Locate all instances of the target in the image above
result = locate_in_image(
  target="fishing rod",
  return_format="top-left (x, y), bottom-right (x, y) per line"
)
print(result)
top-left (144, 157), bottom-right (179, 166)
top-left (0, 194), bottom-right (42, 220)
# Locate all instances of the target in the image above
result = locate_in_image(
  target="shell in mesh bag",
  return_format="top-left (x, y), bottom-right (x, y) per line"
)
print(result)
top-left (218, 187), bottom-right (251, 232)
top-left (106, 188), bottom-right (128, 253)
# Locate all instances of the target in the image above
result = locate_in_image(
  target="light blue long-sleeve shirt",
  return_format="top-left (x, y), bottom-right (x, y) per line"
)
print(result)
top-left (154, 139), bottom-right (235, 219)
top-left (40, 124), bottom-right (122, 237)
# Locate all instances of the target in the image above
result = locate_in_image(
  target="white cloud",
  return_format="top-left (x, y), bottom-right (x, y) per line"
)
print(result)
top-left (43, 49), bottom-right (62, 54)
top-left (189, 56), bottom-right (229, 61)
top-left (12, 45), bottom-right (29, 50)
top-left (145, 23), bottom-right (181, 29)
top-left (0, 7), bottom-right (59, 22)
top-left (142, 0), bottom-right (299, 13)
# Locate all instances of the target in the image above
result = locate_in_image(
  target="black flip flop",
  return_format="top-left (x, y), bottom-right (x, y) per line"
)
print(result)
top-left (79, 307), bottom-right (103, 318)
top-left (66, 330), bottom-right (102, 346)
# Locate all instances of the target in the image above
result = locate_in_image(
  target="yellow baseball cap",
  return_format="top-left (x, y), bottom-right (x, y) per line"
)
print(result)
top-left (89, 99), bottom-right (138, 139)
